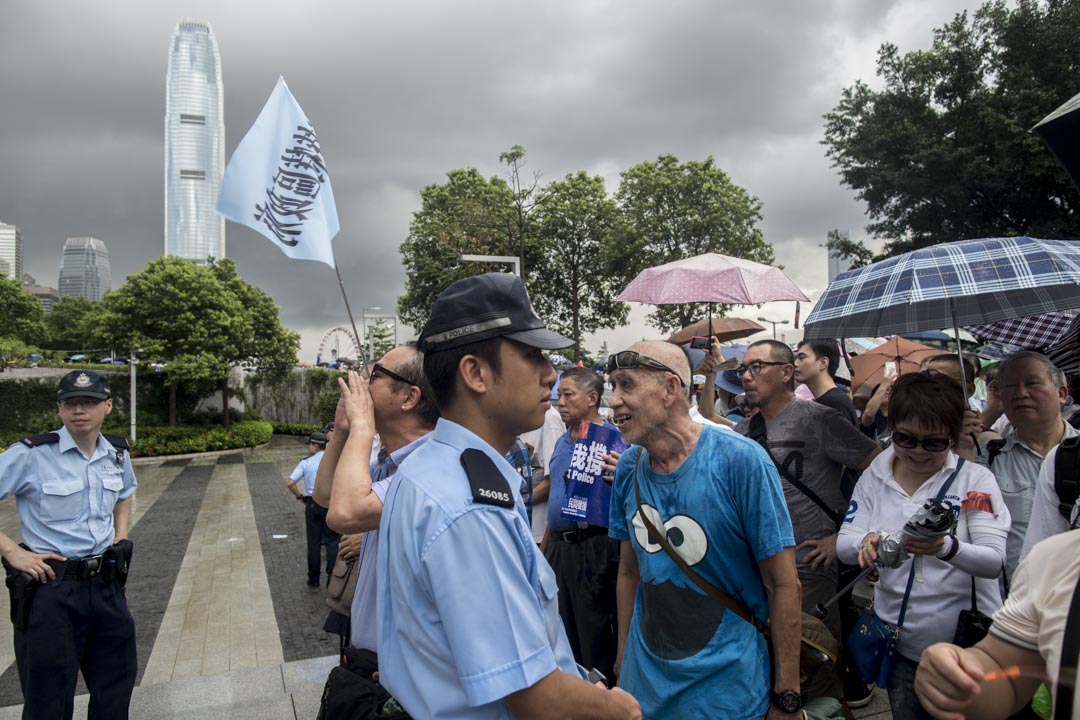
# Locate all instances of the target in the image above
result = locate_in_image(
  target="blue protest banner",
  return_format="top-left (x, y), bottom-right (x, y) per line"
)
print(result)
top-left (560, 422), bottom-right (628, 526)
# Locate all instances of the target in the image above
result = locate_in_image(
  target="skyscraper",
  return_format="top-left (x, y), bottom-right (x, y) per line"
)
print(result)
top-left (165, 21), bottom-right (225, 264)
top-left (0, 219), bottom-right (23, 280)
top-left (59, 237), bottom-right (112, 301)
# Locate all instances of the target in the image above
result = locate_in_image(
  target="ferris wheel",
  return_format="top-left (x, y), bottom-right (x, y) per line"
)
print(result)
top-left (317, 326), bottom-right (361, 364)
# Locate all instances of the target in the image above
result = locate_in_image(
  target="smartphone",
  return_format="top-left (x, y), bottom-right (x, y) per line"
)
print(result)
top-left (689, 336), bottom-right (711, 350)
top-left (883, 361), bottom-right (897, 378)
top-left (587, 668), bottom-right (608, 686)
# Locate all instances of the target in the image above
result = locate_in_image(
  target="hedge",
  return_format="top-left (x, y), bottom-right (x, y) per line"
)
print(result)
top-left (129, 420), bottom-right (273, 457)
top-left (272, 422), bottom-right (323, 437)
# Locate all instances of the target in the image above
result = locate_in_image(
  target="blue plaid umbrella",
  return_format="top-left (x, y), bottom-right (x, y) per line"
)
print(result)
top-left (803, 237), bottom-right (1080, 340)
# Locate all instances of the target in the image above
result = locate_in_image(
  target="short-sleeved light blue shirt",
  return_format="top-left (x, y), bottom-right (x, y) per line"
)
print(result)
top-left (289, 450), bottom-right (324, 497)
top-left (376, 419), bottom-right (584, 719)
top-left (0, 427), bottom-right (138, 557)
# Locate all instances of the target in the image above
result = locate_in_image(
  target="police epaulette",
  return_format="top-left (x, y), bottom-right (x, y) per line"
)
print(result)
top-left (102, 433), bottom-right (130, 450)
top-left (460, 449), bottom-right (515, 508)
top-left (19, 433), bottom-right (60, 448)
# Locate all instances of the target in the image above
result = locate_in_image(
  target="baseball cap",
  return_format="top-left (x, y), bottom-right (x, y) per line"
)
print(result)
top-left (418, 273), bottom-right (571, 353)
top-left (57, 370), bottom-right (111, 401)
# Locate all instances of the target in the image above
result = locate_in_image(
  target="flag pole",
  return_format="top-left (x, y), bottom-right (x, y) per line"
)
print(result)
top-left (333, 264), bottom-right (370, 370)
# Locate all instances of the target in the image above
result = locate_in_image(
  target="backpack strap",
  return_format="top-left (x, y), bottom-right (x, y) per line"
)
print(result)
top-left (1054, 437), bottom-right (1080, 523)
top-left (986, 438), bottom-right (1006, 469)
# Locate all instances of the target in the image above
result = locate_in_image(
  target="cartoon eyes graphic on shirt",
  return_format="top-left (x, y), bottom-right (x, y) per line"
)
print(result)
top-left (632, 504), bottom-right (709, 566)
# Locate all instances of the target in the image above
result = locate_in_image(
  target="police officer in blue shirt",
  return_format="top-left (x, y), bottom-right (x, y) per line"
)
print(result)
top-left (375, 273), bottom-right (641, 720)
top-left (287, 432), bottom-right (339, 587)
top-left (0, 369), bottom-right (138, 719)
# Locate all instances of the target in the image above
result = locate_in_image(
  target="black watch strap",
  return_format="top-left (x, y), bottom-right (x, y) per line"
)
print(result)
top-left (771, 689), bottom-right (806, 713)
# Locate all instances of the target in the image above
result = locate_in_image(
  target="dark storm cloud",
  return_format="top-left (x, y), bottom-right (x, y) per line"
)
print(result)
top-left (0, 0), bottom-right (981, 356)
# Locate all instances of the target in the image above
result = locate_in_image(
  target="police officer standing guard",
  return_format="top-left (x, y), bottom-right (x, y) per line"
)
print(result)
top-left (0, 369), bottom-right (138, 719)
top-left (375, 273), bottom-right (641, 719)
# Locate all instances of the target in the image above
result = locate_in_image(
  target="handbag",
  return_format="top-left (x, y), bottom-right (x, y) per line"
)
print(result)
top-left (952, 575), bottom-right (994, 648)
top-left (845, 459), bottom-right (965, 688)
top-left (631, 452), bottom-right (835, 688)
top-left (324, 555), bottom-right (359, 616)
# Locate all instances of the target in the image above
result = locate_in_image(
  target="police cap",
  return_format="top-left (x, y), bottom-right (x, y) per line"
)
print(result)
top-left (418, 273), bottom-right (571, 354)
top-left (308, 432), bottom-right (328, 447)
top-left (57, 370), bottom-right (111, 401)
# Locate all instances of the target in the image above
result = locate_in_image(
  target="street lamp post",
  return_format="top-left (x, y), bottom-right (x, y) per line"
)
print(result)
top-left (757, 316), bottom-right (789, 341)
top-left (129, 349), bottom-right (142, 443)
top-left (460, 254), bottom-right (521, 277)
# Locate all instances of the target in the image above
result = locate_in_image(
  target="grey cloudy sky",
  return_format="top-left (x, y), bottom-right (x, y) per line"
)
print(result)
top-left (1, 0), bottom-right (985, 359)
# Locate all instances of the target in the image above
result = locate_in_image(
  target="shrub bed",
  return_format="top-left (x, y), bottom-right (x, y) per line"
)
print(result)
top-left (272, 422), bottom-right (323, 437)
top-left (129, 420), bottom-right (273, 457)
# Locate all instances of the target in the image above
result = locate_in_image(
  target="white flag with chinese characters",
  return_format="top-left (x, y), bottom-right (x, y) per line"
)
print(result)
top-left (217, 76), bottom-right (339, 268)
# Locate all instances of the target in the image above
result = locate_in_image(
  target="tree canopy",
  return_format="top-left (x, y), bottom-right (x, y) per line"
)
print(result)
top-left (0, 277), bottom-right (46, 347)
top-left (823, 0), bottom-right (1080, 264)
top-left (45, 296), bottom-right (105, 353)
top-left (609, 155), bottom-right (773, 332)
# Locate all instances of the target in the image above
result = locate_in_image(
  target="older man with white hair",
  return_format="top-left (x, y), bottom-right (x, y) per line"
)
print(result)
top-left (606, 340), bottom-right (803, 720)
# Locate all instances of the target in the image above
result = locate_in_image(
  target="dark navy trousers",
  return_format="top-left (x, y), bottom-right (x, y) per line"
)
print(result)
top-left (305, 498), bottom-right (340, 584)
top-left (14, 572), bottom-right (136, 720)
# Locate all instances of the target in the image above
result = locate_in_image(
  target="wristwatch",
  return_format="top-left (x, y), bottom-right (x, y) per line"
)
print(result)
top-left (771, 689), bottom-right (806, 714)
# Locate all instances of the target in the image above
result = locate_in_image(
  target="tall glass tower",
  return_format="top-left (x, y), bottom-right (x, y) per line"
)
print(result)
top-left (0, 218), bottom-right (23, 280)
top-left (59, 237), bottom-right (112, 301)
top-left (165, 21), bottom-right (225, 264)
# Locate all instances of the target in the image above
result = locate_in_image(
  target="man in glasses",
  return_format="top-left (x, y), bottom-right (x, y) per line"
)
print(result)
top-left (0, 369), bottom-right (138, 718)
top-left (374, 273), bottom-right (640, 719)
top-left (734, 340), bottom-right (879, 699)
top-left (607, 340), bottom-right (803, 719)
top-left (313, 343), bottom-right (439, 714)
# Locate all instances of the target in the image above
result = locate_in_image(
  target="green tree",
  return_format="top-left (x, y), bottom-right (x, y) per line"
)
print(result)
top-left (365, 318), bottom-right (396, 361)
top-left (0, 337), bottom-right (35, 372)
top-left (209, 258), bottom-right (299, 426)
top-left (45, 296), bottom-right (105, 353)
top-left (822, 0), bottom-right (1080, 264)
top-left (0, 277), bottom-right (46, 346)
top-left (100, 256), bottom-right (249, 426)
top-left (610, 155), bottom-right (774, 332)
top-left (531, 172), bottom-right (628, 361)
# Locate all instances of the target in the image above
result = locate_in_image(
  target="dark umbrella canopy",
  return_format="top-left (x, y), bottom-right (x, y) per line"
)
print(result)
top-left (1033, 89), bottom-right (1080, 191)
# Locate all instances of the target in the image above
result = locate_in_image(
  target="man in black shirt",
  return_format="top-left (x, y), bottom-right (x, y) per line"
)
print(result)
top-left (794, 340), bottom-right (857, 424)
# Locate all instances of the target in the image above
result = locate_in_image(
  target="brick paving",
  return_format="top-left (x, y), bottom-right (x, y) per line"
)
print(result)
top-left (246, 462), bottom-right (340, 662)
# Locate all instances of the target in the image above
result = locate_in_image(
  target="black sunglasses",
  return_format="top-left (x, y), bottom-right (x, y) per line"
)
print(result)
top-left (891, 430), bottom-right (951, 453)
top-left (606, 351), bottom-right (686, 387)
top-left (371, 363), bottom-right (412, 386)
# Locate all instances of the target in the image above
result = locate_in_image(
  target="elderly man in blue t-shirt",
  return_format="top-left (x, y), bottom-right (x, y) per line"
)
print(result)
top-left (607, 340), bottom-right (802, 720)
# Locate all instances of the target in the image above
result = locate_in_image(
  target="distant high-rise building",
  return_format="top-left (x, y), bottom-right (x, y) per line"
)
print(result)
top-left (827, 229), bottom-right (853, 283)
top-left (59, 237), bottom-right (111, 301)
top-left (0, 219), bottom-right (23, 280)
top-left (165, 21), bottom-right (225, 265)
top-left (27, 284), bottom-right (61, 312)
top-left (22, 272), bottom-right (37, 286)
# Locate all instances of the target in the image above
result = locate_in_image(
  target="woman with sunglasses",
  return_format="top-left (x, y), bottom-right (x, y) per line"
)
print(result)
top-left (837, 372), bottom-right (1011, 719)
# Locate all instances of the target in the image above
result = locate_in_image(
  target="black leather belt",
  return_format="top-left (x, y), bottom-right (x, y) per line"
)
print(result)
top-left (47, 554), bottom-right (106, 580)
top-left (550, 526), bottom-right (608, 543)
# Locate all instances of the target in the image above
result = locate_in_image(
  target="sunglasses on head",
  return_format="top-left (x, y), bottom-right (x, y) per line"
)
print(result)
top-left (891, 430), bottom-right (951, 453)
top-left (606, 351), bottom-right (686, 387)
top-left (370, 363), bottom-right (411, 386)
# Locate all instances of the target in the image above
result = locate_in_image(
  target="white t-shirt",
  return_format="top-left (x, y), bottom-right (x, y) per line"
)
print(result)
top-left (991, 531), bottom-right (1080, 720)
top-left (689, 405), bottom-right (731, 429)
top-left (1020, 445), bottom-right (1080, 562)
top-left (837, 448), bottom-right (1011, 661)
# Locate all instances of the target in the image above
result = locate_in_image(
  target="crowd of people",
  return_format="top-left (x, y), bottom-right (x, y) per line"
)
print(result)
top-left (1, 270), bottom-right (1078, 720)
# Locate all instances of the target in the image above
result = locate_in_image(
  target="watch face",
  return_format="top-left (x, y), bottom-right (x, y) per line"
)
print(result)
top-left (776, 691), bottom-right (803, 713)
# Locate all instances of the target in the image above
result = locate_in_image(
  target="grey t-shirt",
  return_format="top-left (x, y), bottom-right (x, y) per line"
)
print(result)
top-left (736, 398), bottom-right (878, 575)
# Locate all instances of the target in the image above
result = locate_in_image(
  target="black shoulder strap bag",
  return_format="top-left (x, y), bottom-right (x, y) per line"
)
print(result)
top-left (631, 451), bottom-right (834, 687)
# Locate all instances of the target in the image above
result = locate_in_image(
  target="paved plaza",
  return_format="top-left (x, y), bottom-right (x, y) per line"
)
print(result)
top-left (0, 435), bottom-right (892, 718)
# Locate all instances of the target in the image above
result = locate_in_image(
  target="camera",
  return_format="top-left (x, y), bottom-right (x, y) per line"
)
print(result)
top-left (689, 336), bottom-right (711, 350)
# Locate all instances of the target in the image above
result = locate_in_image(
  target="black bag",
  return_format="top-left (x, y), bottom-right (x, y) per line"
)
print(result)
top-left (952, 576), bottom-right (993, 648)
top-left (316, 647), bottom-right (410, 720)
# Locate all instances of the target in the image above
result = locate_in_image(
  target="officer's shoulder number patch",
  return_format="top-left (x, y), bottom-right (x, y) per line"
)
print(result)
top-left (19, 433), bottom-right (60, 448)
top-left (460, 448), bottom-right (514, 508)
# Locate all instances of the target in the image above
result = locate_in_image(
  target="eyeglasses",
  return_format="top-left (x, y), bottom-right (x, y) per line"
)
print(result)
top-left (736, 361), bottom-right (789, 377)
top-left (59, 397), bottom-right (106, 409)
top-left (370, 363), bottom-right (412, 386)
top-left (606, 351), bottom-right (686, 387)
top-left (891, 430), bottom-right (951, 453)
